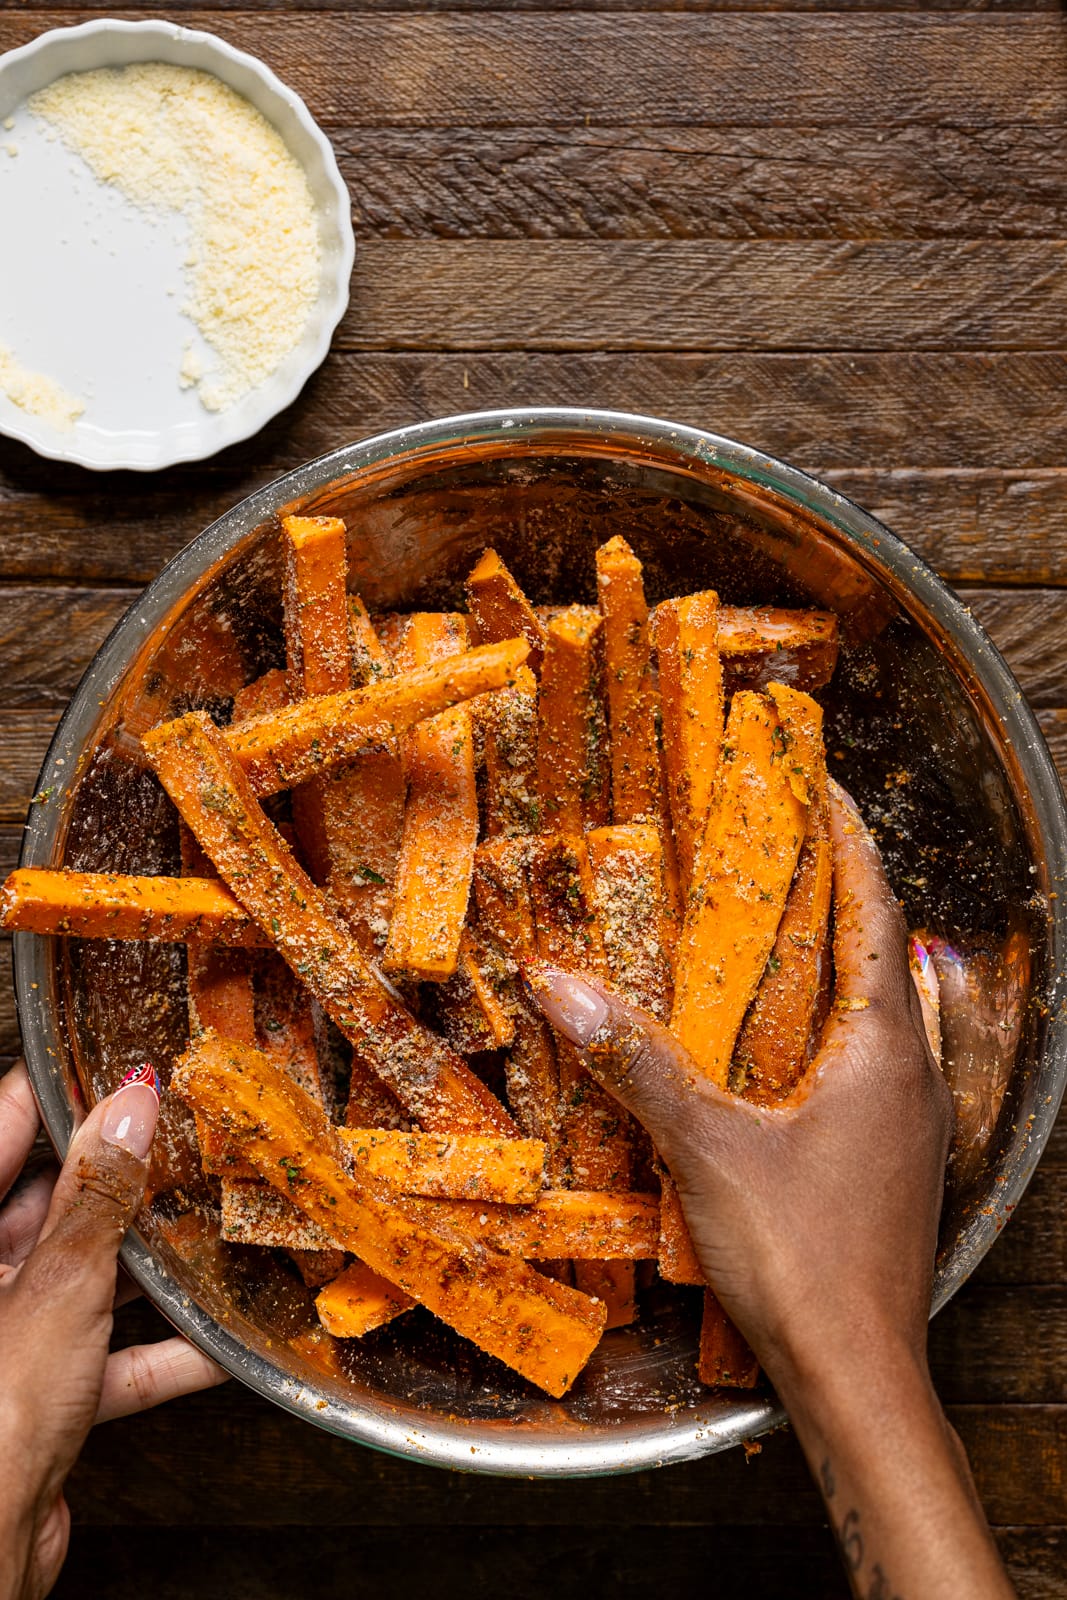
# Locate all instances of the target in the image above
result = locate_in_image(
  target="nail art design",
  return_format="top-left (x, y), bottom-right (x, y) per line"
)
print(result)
top-left (118, 1062), bottom-right (161, 1099)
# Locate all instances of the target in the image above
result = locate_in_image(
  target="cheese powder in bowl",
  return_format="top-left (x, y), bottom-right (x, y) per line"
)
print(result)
top-left (29, 62), bottom-right (321, 412)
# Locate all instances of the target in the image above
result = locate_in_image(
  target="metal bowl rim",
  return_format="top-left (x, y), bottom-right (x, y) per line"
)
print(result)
top-left (14, 405), bottom-right (1067, 1475)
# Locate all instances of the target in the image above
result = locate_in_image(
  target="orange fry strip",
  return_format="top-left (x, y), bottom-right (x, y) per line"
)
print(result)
top-left (384, 614), bottom-right (479, 982)
top-left (223, 637), bottom-right (529, 795)
top-left (654, 591), bottom-right (724, 888)
top-left (435, 928), bottom-right (516, 1054)
top-left (535, 607), bottom-right (610, 834)
top-left (220, 1175), bottom-right (658, 1261)
top-left (143, 710), bottom-right (516, 1136)
top-left (467, 547), bottom-right (548, 673)
top-left (595, 536), bottom-right (660, 824)
top-left (340, 1127), bottom-right (545, 1203)
top-left (482, 664), bottom-right (540, 838)
top-left (698, 1292), bottom-right (760, 1389)
top-left (586, 824), bottom-right (673, 1021)
top-left (473, 838), bottom-right (562, 1158)
top-left (281, 515), bottom-right (351, 701)
top-left (175, 1034), bottom-right (605, 1396)
top-left (717, 605), bottom-right (839, 694)
top-left (737, 744), bottom-right (832, 1105)
top-left (0, 868), bottom-right (264, 946)
top-left (315, 1261), bottom-right (416, 1338)
top-left (670, 688), bottom-right (818, 1088)
top-left (232, 668), bottom-right (288, 724)
top-left (348, 595), bottom-right (393, 686)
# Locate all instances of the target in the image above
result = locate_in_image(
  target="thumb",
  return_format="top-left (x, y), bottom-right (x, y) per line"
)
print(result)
top-left (524, 962), bottom-right (729, 1165)
top-left (32, 1065), bottom-right (159, 1286)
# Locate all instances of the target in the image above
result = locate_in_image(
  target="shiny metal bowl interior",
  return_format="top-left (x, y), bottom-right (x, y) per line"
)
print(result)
top-left (15, 408), bottom-right (1067, 1476)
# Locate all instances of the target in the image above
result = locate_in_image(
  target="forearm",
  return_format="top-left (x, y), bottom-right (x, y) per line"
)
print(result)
top-left (769, 1327), bottom-right (1013, 1600)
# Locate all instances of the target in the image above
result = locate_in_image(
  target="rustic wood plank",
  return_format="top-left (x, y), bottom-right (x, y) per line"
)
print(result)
top-left (339, 241), bottom-right (1067, 352)
top-left (47, 1526), bottom-right (1067, 1600)
top-left (5, 354), bottom-right (1067, 515)
top-left (0, 590), bottom-right (131, 707)
top-left (956, 588), bottom-right (1067, 708)
top-left (0, 711), bottom-right (61, 819)
top-left (340, 124), bottom-right (1067, 241)
top-left (13, 0), bottom-right (1064, 12)
top-left (931, 1286), bottom-right (1067, 1404)
top-left (2, 16), bottom-right (1065, 128)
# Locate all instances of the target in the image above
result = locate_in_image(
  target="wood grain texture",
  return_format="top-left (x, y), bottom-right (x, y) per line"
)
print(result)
top-left (14, 0), bottom-right (1065, 11)
top-left (0, 590), bottom-right (131, 707)
top-left (340, 241), bottom-right (1067, 352)
top-left (341, 124), bottom-right (1067, 241)
top-left (3, 15), bottom-right (1065, 127)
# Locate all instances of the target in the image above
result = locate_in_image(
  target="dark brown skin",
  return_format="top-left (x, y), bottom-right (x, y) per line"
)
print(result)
top-left (530, 783), bottom-right (1015, 1600)
top-left (0, 1068), bottom-right (225, 1600)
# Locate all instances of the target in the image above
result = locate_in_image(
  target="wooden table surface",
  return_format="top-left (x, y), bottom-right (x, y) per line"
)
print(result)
top-left (1, 2), bottom-right (1066, 1595)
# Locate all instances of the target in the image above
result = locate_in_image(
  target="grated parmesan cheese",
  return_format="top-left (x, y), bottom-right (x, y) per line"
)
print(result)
top-left (0, 344), bottom-right (85, 429)
top-left (29, 63), bottom-right (321, 412)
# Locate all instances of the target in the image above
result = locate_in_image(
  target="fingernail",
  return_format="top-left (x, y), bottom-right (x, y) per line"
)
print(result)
top-left (119, 1063), bottom-right (162, 1097)
top-left (101, 1068), bottom-right (160, 1159)
top-left (523, 963), bottom-right (608, 1047)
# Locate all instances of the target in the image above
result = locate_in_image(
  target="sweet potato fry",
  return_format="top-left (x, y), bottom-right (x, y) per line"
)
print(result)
top-left (737, 743), bottom-right (832, 1104)
top-left (340, 1127), bottom-right (545, 1203)
top-left (220, 1176), bottom-right (659, 1261)
top-left (482, 664), bottom-right (540, 838)
top-left (315, 1261), bottom-right (416, 1338)
top-left (281, 515), bottom-right (351, 701)
top-left (143, 710), bottom-right (516, 1136)
top-left (717, 606), bottom-right (839, 695)
top-left (0, 869), bottom-right (263, 946)
top-left (435, 929), bottom-right (516, 1054)
top-left (653, 592), bottom-right (724, 888)
top-left (384, 614), bottom-right (479, 982)
top-left (473, 838), bottom-right (562, 1159)
top-left (595, 536), bottom-right (660, 824)
top-left (174, 1033), bottom-right (605, 1396)
top-left (223, 637), bottom-right (529, 795)
top-left (232, 668), bottom-right (288, 724)
top-left (657, 1181), bottom-right (705, 1285)
top-left (535, 607), bottom-right (610, 833)
top-left (698, 1292), bottom-right (760, 1388)
top-left (670, 689), bottom-right (818, 1088)
top-left (586, 824), bottom-right (673, 1020)
top-left (348, 595), bottom-right (393, 686)
top-left (466, 548), bottom-right (547, 673)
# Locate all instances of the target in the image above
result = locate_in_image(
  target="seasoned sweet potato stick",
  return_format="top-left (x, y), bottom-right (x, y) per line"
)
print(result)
top-left (467, 548), bottom-right (547, 673)
top-left (281, 515), bottom-right (351, 701)
top-left (654, 592), bottom-right (724, 889)
top-left (595, 536), bottom-right (660, 824)
top-left (473, 838), bottom-right (562, 1158)
top-left (348, 595), bottom-right (393, 685)
top-left (717, 606), bottom-right (839, 694)
top-left (384, 614), bottom-right (479, 982)
top-left (232, 668), bottom-right (288, 723)
top-left (224, 637), bottom-right (529, 795)
top-left (698, 1293), bottom-right (760, 1389)
top-left (341, 1128), bottom-right (545, 1203)
top-left (482, 664), bottom-right (540, 838)
top-left (282, 514), bottom-right (353, 884)
top-left (221, 1176), bottom-right (659, 1260)
top-left (737, 729), bottom-right (832, 1104)
top-left (535, 607), bottom-right (610, 833)
top-left (586, 825), bottom-right (673, 1021)
top-left (315, 1262), bottom-right (416, 1339)
top-left (0, 869), bottom-right (264, 945)
top-left (670, 688), bottom-right (818, 1088)
top-left (435, 928), bottom-right (516, 1054)
top-left (143, 710), bottom-right (516, 1136)
top-left (174, 1033), bottom-right (605, 1396)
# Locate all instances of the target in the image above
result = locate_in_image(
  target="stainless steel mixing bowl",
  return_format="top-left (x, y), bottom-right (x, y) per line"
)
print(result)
top-left (15, 408), bottom-right (1067, 1475)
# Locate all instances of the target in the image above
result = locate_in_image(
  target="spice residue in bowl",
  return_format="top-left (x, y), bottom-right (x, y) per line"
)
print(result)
top-left (28, 62), bottom-right (321, 413)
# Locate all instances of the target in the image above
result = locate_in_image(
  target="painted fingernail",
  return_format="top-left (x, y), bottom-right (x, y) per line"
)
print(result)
top-left (119, 1063), bottom-right (162, 1097)
top-left (101, 1066), bottom-right (160, 1159)
top-left (523, 963), bottom-right (608, 1047)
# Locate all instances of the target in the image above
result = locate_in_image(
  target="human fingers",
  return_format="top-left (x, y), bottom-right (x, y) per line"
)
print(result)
top-left (524, 961), bottom-right (734, 1164)
top-left (20, 1066), bottom-right (159, 1317)
top-left (827, 780), bottom-right (915, 1020)
top-left (96, 1336), bottom-right (228, 1424)
top-left (0, 1060), bottom-right (42, 1203)
top-left (0, 1165), bottom-right (56, 1267)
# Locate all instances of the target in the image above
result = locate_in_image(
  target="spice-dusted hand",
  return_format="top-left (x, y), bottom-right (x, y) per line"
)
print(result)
top-left (0, 1064), bottom-right (225, 1600)
top-left (529, 784), bottom-right (1015, 1600)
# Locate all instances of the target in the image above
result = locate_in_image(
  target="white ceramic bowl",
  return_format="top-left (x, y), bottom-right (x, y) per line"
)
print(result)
top-left (0, 19), bottom-right (354, 471)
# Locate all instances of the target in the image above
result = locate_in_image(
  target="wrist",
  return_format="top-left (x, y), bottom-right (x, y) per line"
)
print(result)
top-left (758, 1298), bottom-right (931, 1428)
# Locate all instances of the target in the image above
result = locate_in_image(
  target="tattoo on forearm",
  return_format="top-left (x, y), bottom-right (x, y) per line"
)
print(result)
top-left (820, 1458), bottom-right (904, 1600)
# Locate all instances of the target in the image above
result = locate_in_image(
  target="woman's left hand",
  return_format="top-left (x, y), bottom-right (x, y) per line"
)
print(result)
top-left (0, 1060), bottom-right (226, 1600)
